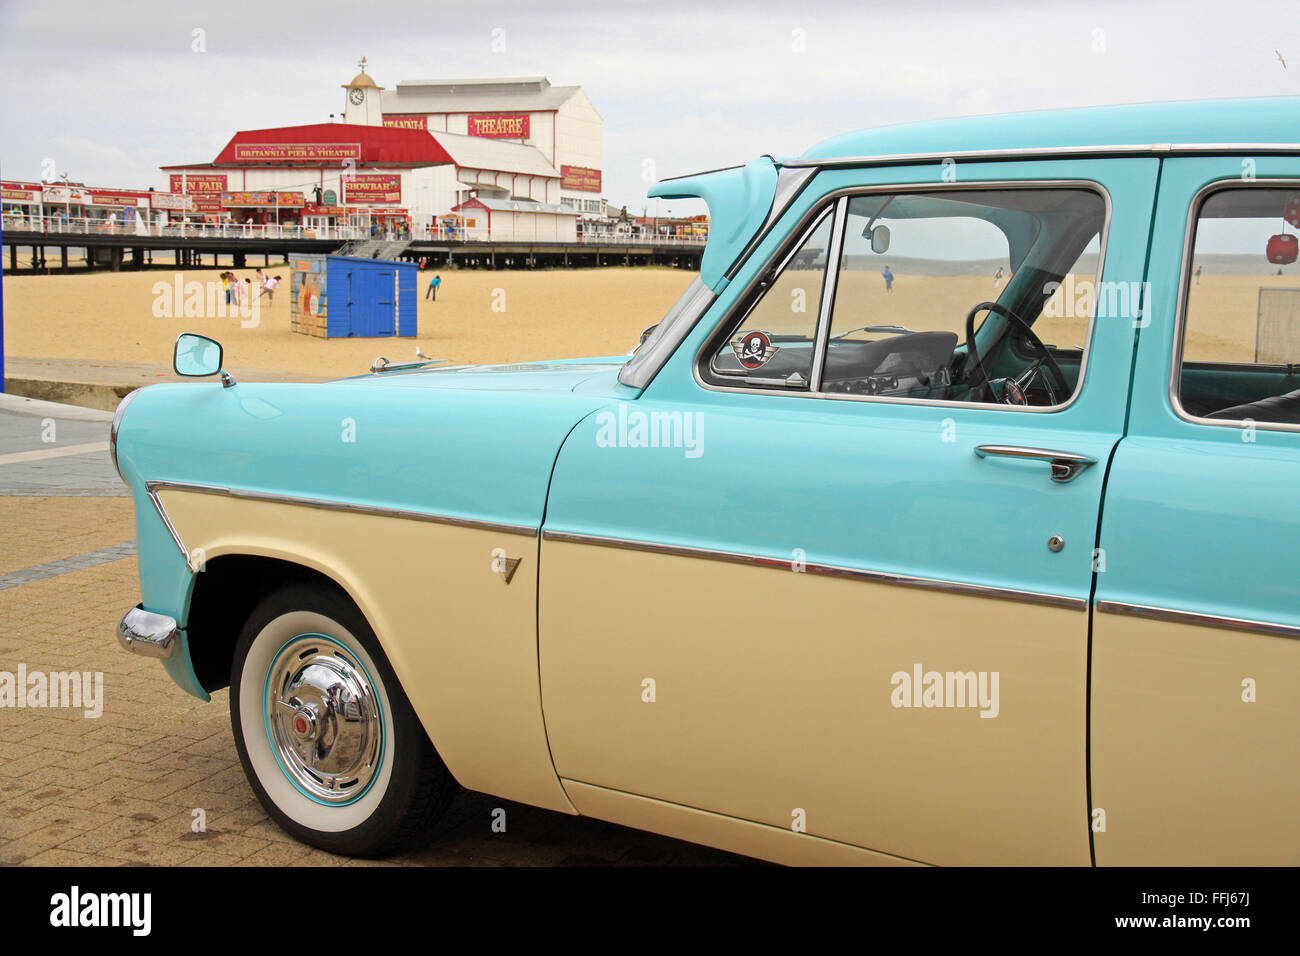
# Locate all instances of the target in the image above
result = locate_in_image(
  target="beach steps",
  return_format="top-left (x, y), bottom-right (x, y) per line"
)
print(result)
top-left (336, 239), bottom-right (412, 260)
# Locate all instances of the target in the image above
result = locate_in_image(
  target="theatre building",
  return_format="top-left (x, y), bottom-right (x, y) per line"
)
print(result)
top-left (369, 74), bottom-right (604, 216)
top-left (160, 64), bottom-right (596, 242)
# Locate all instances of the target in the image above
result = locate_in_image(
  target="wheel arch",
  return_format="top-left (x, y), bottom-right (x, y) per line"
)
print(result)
top-left (188, 553), bottom-right (370, 693)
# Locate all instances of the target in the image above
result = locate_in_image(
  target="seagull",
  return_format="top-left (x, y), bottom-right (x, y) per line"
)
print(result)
top-left (416, 346), bottom-right (431, 360)
top-left (1277, 49), bottom-right (1287, 70)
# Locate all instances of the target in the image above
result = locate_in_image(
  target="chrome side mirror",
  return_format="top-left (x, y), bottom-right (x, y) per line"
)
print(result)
top-left (631, 323), bottom-right (659, 356)
top-left (174, 333), bottom-right (235, 387)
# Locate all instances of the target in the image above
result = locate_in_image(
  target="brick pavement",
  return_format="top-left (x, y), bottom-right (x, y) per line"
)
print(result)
top-left (0, 395), bottom-right (755, 867)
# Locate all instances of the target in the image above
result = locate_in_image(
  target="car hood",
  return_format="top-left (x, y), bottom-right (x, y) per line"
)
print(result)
top-left (332, 357), bottom-right (634, 396)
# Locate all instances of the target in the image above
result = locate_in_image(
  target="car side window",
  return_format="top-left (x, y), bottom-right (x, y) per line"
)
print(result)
top-left (823, 194), bottom-right (1015, 399)
top-left (1175, 185), bottom-right (1300, 428)
top-left (707, 210), bottom-right (834, 388)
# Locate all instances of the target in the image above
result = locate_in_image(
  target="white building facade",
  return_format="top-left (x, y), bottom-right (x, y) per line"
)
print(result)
top-left (159, 66), bottom-right (598, 242)
top-left (368, 75), bottom-right (604, 215)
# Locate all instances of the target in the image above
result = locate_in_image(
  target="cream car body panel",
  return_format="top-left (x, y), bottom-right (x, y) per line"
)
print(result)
top-left (541, 539), bottom-right (1089, 865)
top-left (562, 780), bottom-right (923, 866)
top-left (1091, 612), bottom-right (1300, 865)
top-left (156, 487), bottom-right (576, 814)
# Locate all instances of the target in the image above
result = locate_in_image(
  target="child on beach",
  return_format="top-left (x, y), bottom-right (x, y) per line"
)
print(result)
top-left (258, 274), bottom-right (279, 304)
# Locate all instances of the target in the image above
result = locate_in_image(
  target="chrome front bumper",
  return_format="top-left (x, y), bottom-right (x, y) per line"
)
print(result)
top-left (117, 606), bottom-right (180, 659)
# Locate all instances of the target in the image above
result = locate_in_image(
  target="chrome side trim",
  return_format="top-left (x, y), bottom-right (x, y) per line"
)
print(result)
top-left (543, 529), bottom-right (1086, 610)
top-left (109, 387), bottom-right (142, 480)
top-left (146, 483), bottom-right (190, 561)
top-left (1168, 178), bottom-right (1300, 434)
top-left (145, 480), bottom-right (537, 537)
top-left (1097, 600), bottom-right (1300, 640)
top-left (117, 605), bottom-right (180, 659)
top-left (779, 142), bottom-right (1300, 171)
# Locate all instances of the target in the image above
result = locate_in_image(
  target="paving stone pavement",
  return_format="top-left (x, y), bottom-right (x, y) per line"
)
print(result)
top-left (0, 393), bottom-right (126, 496)
top-left (0, 396), bottom-right (756, 867)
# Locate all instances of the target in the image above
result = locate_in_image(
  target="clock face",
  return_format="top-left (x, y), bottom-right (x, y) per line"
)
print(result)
top-left (349, 88), bottom-right (365, 105)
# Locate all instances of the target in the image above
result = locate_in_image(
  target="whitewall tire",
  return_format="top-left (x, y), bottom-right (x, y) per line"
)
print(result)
top-left (229, 583), bottom-right (457, 856)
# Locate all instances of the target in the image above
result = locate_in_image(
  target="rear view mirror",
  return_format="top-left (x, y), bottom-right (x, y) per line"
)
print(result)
top-left (174, 333), bottom-right (235, 387)
top-left (869, 224), bottom-right (890, 254)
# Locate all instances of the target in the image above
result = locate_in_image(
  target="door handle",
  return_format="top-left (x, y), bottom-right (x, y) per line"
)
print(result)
top-left (974, 445), bottom-right (1097, 483)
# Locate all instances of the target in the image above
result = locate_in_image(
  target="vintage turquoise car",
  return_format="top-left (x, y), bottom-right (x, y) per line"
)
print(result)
top-left (113, 96), bottom-right (1299, 865)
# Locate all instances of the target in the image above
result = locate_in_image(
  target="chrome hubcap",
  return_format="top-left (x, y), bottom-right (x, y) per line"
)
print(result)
top-left (265, 635), bottom-right (382, 804)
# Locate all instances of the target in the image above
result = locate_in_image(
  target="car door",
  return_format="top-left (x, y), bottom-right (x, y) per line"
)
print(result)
top-left (540, 158), bottom-right (1159, 865)
top-left (1091, 157), bottom-right (1300, 865)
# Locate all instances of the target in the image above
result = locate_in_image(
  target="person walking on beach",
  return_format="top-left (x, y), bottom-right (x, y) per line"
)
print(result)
top-left (221, 271), bottom-right (233, 306)
top-left (426, 274), bottom-right (442, 301)
top-left (994, 267), bottom-right (1004, 289)
top-left (882, 266), bottom-right (894, 294)
top-left (1195, 265), bottom-right (1203, 285)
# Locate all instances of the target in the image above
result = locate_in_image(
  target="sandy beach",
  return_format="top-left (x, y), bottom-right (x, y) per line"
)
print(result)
top-left (3, 265), bottom-right (1296, 382)
top-left (2, 265), bottom-right (695, 380)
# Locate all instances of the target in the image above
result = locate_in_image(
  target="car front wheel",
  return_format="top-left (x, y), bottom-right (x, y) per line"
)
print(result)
top-left (229, 583), bottom-right (456, 857)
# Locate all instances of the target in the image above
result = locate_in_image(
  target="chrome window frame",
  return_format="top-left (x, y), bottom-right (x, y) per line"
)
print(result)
top-left (618, 277), bottom-right (715, 390)
top-left (702, 202), bottom-right (839, 389)
top-left (693, 179), bottom-right (1113, 414)
top-left (779, 143), bottom-right (1300, 170)
top-left (1169, 177), bottom-right (1300, 434)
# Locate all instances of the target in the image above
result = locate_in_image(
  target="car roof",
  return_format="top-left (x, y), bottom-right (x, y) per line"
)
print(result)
top-left (797, 95), bottom-right (1300, 164)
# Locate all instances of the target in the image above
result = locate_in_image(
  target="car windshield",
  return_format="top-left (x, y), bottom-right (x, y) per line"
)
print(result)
top-left (618, 275), bottom-right (709, 382)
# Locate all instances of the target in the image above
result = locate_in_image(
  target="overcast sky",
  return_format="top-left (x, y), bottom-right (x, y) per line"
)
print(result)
top-left (1, 0), bottom-right (1297, 214)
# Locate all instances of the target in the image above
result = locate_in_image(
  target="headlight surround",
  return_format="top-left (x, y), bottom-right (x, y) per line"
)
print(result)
top-left (109, 388), bottom-right (142, 481)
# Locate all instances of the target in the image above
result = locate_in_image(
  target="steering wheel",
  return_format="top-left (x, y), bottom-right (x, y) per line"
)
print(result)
top-left (963, 301), bottom-right (1068, 406)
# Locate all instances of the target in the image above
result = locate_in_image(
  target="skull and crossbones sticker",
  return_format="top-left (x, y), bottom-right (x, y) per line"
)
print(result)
top-left (732, 330), bottom-right (779, 369)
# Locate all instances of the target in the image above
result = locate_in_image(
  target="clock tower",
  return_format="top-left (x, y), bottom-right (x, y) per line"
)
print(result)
top-left (342, 57), bottom-right (384, 125)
